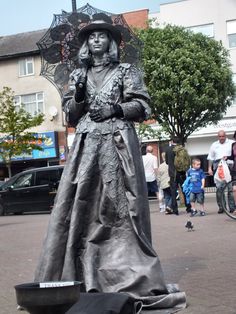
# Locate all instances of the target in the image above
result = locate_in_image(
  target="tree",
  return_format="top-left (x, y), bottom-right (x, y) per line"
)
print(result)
top-left (136, 122), bottom-right (162, 153)
top-left (136, 122), bottom-right (162, 142)
top-left (138, 25), bottom-right (235, 144)
top-left (0, 87), bottom-right (44, 177)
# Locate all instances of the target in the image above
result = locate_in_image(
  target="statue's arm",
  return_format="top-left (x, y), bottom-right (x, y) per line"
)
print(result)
top-left (62, 68), bottom-right (87, 127)
top-left (120, 64), bottom-right (151, 122)
top-left (62, 92), bottom-right (85, 127)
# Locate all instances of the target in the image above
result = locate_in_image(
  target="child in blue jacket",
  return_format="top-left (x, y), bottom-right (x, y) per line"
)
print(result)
top-left (187, 158), bottom-right (206, 216)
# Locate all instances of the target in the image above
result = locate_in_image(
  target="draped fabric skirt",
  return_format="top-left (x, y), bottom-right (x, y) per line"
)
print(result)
top-left (34, 127), bottom-right (186, 312)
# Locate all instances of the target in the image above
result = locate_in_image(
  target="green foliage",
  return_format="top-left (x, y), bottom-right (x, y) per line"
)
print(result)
top-left (136, 123), bottom-right (162, 141)
top-left (0, 87), bottom-right (44, 176)
top-left (138, 25), bottom-right (235, 144)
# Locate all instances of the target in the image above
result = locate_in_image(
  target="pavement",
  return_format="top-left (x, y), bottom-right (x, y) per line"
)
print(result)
top-left (0, 193), bottom-right (236, 314)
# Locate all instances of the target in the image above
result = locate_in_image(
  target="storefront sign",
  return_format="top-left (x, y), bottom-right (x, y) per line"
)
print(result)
top-left (1, 132), bottom-right (58, 161)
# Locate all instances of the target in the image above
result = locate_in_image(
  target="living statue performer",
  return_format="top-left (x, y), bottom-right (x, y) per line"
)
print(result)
top-left (35, 13), bottom-right (186, 312)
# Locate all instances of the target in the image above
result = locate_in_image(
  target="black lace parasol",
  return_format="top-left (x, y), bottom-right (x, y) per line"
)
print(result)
top-left (37, 3), bottom-right (142, 97)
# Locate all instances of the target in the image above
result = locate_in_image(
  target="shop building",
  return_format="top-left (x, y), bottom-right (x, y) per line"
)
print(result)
top-left (0, 29), bottom-right (68, 177)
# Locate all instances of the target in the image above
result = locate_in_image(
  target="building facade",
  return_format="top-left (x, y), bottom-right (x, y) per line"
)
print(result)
top-left (0, 9), bottom-right (149, 178)
top-left (1, 1), bottom-right (235, 182)
top-left (0, 30), bottom-right (68, 177)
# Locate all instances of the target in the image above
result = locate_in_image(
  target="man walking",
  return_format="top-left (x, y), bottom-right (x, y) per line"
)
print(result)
top-left (207, 129), bottom-right (234, 213)
top-left (142, 145), bottom-right (159, 203)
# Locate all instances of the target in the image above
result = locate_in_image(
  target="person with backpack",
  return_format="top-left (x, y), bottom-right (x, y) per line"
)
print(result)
top-left (165, 136), bottom-right (191, 215)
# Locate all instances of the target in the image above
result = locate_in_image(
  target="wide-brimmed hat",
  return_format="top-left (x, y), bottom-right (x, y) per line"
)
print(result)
top-left (37, 4), bottom-right (142, 97)
top-left (77, 13), bottom-right (122, 45)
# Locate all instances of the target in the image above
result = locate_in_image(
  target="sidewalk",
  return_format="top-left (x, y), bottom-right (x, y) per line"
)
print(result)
top-left (149, 193), bottom-right (236, 314)
top-left (0, 193), bottom-right (235, 314)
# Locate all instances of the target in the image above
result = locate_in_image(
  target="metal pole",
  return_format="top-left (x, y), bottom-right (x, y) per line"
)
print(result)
top-left (72, 0), bottom-right (77, 12)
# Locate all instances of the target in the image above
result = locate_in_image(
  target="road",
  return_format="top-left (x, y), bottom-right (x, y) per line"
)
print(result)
top-left (0, 193), bottom-right (235, 314)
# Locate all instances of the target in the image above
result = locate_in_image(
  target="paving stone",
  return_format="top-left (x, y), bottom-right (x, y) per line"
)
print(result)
top-left (0, 193), bottom-right (235, 313)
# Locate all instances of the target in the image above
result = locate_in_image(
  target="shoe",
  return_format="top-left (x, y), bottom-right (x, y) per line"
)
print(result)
top-left (186, 205), bottom-right (192, 213)
top-left (200, 211), bottom-right (206, 216)
top-left (165, 207), bottom-right (173, 214)
top-left (190, 209), bottom-right (198, 217)
top-left (173, 210), bottom-right (179, 215)
top-left (218, 209), bottom-right (224, 214)
top-left (160, 208), bottom-right (166, 213)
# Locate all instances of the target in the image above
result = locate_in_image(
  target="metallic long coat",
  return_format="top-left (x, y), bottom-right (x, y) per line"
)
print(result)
top-left (35, 63), bottom-right (186, 311)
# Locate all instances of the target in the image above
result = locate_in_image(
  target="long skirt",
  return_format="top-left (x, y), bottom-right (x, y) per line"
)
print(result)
top-left (34, 128), bottom-right (186, 312)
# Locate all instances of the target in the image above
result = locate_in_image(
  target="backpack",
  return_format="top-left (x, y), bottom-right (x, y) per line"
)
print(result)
top-left (173, 145), bottom-right (191, 172)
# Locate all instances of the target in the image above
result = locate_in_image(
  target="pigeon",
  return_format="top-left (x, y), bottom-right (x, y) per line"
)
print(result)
top-left (185, 220), bottom-right (194, 231)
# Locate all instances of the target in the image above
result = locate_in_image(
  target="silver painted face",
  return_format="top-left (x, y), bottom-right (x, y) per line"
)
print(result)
top-left (88, 31), bottom-right (110, 56)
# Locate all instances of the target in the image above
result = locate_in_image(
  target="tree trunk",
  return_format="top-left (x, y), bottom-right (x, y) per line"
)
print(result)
top-left (6, 162), bottom-right (12, 178)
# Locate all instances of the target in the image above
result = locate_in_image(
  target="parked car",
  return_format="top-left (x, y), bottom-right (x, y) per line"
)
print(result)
top-left (0, 165), bottom-right (64, 216)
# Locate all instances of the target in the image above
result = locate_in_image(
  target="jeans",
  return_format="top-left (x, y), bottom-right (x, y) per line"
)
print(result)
top-left (163, 187), bottom-right (172, 208)
top-left (190, 191), bottom-right (205, 204)
top-left (216, 181), bottom-right (234, 211)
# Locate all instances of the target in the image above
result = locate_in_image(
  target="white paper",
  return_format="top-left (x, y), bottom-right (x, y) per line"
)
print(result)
top-left (39, 281), bottom-right (75, 288)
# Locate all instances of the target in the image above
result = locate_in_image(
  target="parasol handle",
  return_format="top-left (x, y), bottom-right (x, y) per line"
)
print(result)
top-left (74, 67), bottom-right (88, 102)
top-left (72, 0), bottom-right (77, 12)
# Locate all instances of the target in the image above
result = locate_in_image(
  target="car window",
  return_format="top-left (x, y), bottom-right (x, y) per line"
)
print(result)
top-left (58, 168), bottom-right (63, 177)
top-left (12, 173), bottom-right (33, 188)
top-left (35, 169), bottom-right (61, 186)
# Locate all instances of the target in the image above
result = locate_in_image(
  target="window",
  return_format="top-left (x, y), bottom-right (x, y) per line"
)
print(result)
top-left (187, 23), bottom-right (214, 38)
top-left (19, 57), bottom-right (34, 76)
top-left (12, 173), bottom-right (33, 188)
top-left (15, 92), bottom-right (44, 115)
top-left (227, 20), bottom-right (236, 48)
top-left (35, 170), bottom-right (60, 186)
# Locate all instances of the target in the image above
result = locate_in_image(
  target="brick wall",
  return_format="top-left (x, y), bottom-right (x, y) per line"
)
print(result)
top-left (122, 9), bottom-right (149, 29)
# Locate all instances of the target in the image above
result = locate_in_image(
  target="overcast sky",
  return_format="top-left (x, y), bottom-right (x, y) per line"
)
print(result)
top-left (1, 0), bottom-right (179, 36)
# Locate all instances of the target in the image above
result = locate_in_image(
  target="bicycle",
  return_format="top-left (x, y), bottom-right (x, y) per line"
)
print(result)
top-left (221, 180), bottom-right (236, 220)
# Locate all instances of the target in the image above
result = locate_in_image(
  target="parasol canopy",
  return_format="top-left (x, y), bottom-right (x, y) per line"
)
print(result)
top-left (37, 3), bottom-right (142, 97)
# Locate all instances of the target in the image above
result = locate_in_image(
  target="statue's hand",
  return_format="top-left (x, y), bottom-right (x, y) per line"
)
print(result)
top-left (70, 68), bottom-right (87, 103)
top-left (74, 77), bottom-right (86, 103)
top-left (90, 105), bottom-right (123, 122)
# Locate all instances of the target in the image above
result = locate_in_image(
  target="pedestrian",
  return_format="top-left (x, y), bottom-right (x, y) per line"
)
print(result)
top-left (225, 131), bottom-right (236, 213)
top-left (165, 136), bottom-right (191, 215)
top-left (207, 129), bottom-right (234, 213)
top-left (186, 158), bottom-right (206, 216)
top-left (142, 145), bottom-right (159, 203)
top-left (34, 13), bottom-right (185, 311)
top-left (226, 130), bottom-right (236, 179)
top-left (157, 152), bottom-right (172, 213)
